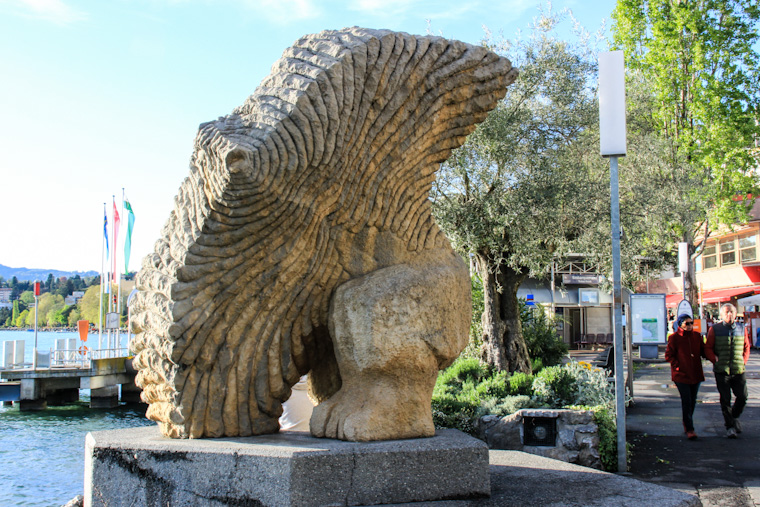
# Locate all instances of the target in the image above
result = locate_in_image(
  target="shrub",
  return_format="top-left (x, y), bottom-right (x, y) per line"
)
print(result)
top-left (431, 397), bottom-right (479, 435)
top-left (591, 406), bottom-right (631, 472)
top-left (508, 371), bottom-right (534, 396)
top-left (475, 371), bottom-right (510, 399)
top-left (480, 395), bottom-right (537, 417)
top-left (433, 357), bottom-right (530, 435)
top-left (565, 361), bottom-right (616, 409)
top-left (520, 300), bottom-right (568, 370)
top-left (531, 365), bottom-right (577, 407)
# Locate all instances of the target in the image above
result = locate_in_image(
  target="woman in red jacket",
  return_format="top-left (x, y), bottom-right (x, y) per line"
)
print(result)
top-left (665, 313), bottom-right (707, 440)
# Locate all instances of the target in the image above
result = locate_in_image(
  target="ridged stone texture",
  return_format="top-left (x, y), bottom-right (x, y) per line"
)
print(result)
top-left (130, 27), bottom-right (517, 440)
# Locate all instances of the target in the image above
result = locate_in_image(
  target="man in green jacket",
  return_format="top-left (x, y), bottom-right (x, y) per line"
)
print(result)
top-left (705, 303), bottom-right (751, 439)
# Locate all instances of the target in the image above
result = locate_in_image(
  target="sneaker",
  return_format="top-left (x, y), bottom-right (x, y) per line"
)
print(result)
top-left (727, 427), bottom-right (737, 439)
top-left (734, 420), bottom-right (742, 434)
top-left (686, 431), bottom-right (698, 440)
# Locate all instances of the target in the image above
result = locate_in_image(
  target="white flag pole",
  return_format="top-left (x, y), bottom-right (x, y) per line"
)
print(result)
top-left (99, 202), bottom-right (106, 355)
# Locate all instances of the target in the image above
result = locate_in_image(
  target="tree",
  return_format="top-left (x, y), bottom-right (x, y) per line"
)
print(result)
top-left (67, 307), bottom-right (81, 327)
top-left (46, 273), bottom-right (55, 292)
top-left (56, 279), bottom-right (74, 298)
top-left (612, 0), bottom-right (760, 300)
top-left (432, 11), bottom-right (606, 372)
top-left (20, 291), bottom-right (34, 306)
top-left (16, 309), bottom-right (29, 328)
top-left (25, 293), bottom-right (65, 328)
top-left (11, 300), bottom-right (20, 326)
top-left (79, 285), bottom-right (104, 325)
top-left (0, 307), bottom-right (11, 327)
top-left (71, 274), bottom-right (83, 291)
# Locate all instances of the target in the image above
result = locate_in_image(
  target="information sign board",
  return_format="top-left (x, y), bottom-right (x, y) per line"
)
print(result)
top-left (630, 294), bottom-right (667, 345)
top-left (105, 312), bottom-right (120, 330)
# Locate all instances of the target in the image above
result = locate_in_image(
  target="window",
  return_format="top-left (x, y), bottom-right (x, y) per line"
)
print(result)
top-left (702, 244), bottom-right (717, 270)
top-left (720, 238), bottom-right (736, 266)
top-left (739, 234), bottom-right (757, 263)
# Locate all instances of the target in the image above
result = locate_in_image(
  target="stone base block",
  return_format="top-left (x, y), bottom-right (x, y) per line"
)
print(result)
top-left (85, 427), bottom-right (489, 507)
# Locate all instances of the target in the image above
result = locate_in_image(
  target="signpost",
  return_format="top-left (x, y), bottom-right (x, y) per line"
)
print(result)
top-left (33, 280), bottom-right (40, 370)
top-left (599, 50), bottom-right (627, 473)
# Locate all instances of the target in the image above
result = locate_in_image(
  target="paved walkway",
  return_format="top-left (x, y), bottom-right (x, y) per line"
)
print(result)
top-left (625, 347), bottom-right (760, 506)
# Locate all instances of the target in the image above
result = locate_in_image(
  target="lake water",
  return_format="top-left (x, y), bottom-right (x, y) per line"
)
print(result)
top-left (0, 330), bottom-right (154, 506)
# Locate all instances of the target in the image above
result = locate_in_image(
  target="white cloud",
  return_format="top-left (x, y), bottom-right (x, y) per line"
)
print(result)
top-left (240, 0), bottom-right (321, 23)
top-left (1, 0), bottom-right (87, 24)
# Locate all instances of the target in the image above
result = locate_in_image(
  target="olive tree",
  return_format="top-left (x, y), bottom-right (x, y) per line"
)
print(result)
top-left (432, 12), bottom-right (606, 373)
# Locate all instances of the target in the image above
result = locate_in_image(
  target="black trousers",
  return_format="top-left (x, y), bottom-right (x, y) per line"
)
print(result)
top-left (714, 372), bottom-right (748, 429)
top-left (675, 382), bottom-right (700, 432)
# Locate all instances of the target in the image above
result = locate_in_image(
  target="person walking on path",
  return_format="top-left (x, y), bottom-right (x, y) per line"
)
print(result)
top-left (705, 303), bottom-right (751, 439)
top-left (665, 313), bottom-right (706, 440)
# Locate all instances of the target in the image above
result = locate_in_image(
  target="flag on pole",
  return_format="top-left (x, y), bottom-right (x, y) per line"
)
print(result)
top-left (103, 206), bottom-right (109, 260)
top-left (113, 198), bottom-right (120, 280)
top-left (124, 197), bottom-right (135, 273)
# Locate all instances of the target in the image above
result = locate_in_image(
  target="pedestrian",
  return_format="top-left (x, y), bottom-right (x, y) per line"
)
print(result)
top-left (705, 303), bottom-right (751, 439)
top-left (665, 313), bottom-right (706, 440)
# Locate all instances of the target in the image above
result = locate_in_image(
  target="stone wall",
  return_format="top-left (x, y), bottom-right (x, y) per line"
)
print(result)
top-left (477, 409), bottom-right (601, 469)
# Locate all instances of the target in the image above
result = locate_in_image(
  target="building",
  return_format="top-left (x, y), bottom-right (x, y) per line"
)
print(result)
top-left (0, 287), bottom-right (11, 309)
top-left (64, 291), bottom-right (86, 306)
top-left (648, 198), bottom-right (760, 336)
top-left (517, 255), bottom-right (630, 348)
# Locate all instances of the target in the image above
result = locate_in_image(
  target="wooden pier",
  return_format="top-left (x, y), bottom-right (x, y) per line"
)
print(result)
top-left (0, 357), bottom-right (141, 410)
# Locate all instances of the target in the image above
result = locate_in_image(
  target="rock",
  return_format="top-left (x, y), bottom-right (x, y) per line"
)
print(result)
top-left (129, 27), bottom-right (517, 440)
top-left (62, 495), bottom-right (83, 507)
top-left (478, 409), bottom-right (603, 469)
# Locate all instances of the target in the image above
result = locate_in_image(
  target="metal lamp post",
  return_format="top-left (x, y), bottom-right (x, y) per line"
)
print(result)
top-left (33, 280), bottom-right (40, 370)
top-left (599, 50), bottom-right (628, 474)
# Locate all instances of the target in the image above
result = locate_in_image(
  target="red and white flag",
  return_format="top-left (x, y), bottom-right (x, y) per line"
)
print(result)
top-left (112, 198), bottom-right (120, 280)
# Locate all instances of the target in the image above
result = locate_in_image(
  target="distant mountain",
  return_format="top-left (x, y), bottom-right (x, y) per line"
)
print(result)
top-left (0, 264), bottom-right (99, 282)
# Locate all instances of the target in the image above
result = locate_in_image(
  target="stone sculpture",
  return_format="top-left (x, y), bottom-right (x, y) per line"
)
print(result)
top-left (130, 27), bottom-right (517, 441)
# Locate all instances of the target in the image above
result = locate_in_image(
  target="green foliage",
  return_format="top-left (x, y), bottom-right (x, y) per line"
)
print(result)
top-left (431, 397), bottom-right (480, 435)
top-left (433, 356), bottom-right (619, 472)
top-left (475, 371), bottom-right (511, 399)
top-left (433, 357), bottom-right (520, 434)
top-left (508, 372), bottom-right (534, 396)
top-left (612, 0), bottom-right (760, 299)
top-left (0, 307), bottom-right (10, 327)
top-left (431, 8), bottom-right (607, 372)
top-left (67, 307), bottom-right (81, 327)
top-left (531, 365), bottom-right (577, 407)
top-left (591, 406), bottom-right (631, 473)
top-left (520, 301), bottom-right (568, 371)
top-left (11, 300), bottom-right (19, 326)
top-left (79, 285), bottom-right (105, 324)
top-left (480, 395), bottom-right (538, 417)
top-left (16, 309), bottom-right (29, 328)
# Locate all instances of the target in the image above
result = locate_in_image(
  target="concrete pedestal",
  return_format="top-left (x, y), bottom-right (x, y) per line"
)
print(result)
top-left (85, 426), bottom-right (490, 507)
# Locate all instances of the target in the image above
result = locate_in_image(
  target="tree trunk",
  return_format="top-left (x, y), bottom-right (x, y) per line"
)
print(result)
top-left (476, 254), bottom-right (532, 373)
top-left (685, 238), bottom-right (698, 308)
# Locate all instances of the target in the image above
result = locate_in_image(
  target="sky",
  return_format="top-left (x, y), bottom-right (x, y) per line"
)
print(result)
top-left (0, 0), bottom-right (617, 273)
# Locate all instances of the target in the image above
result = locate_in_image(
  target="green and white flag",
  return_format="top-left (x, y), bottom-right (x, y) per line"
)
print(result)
top-left (124, 198), bottom-right (135, 273)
